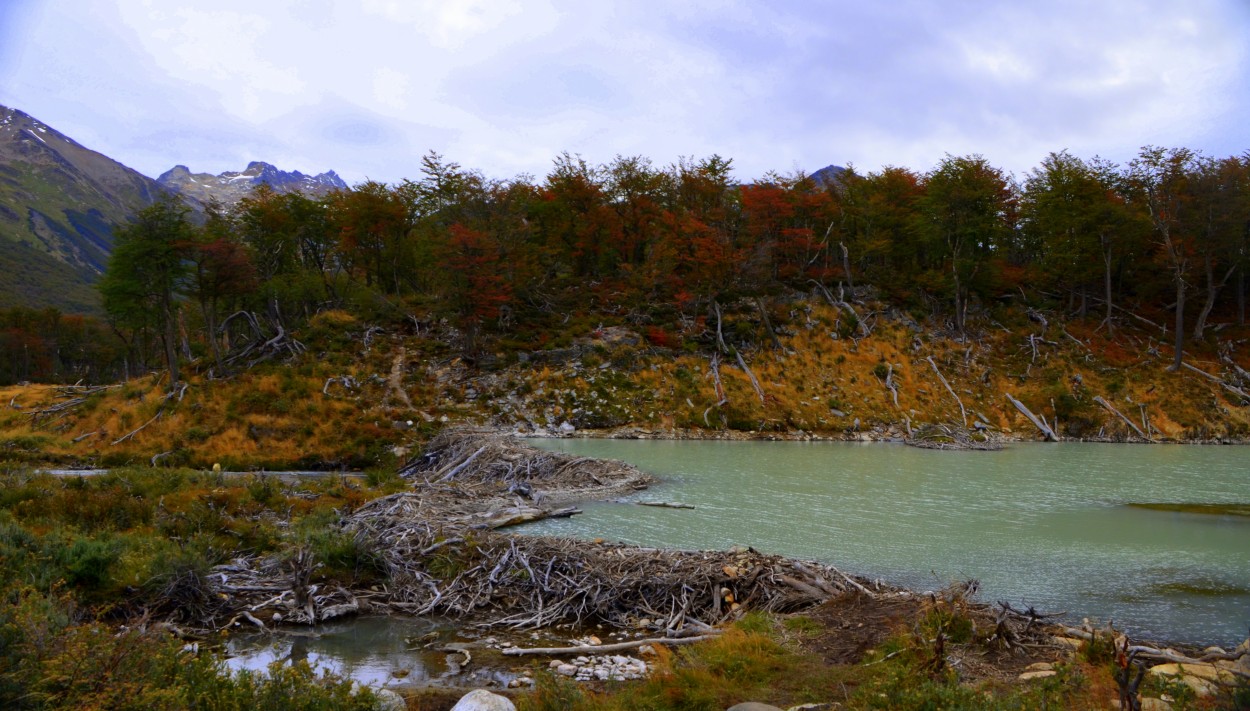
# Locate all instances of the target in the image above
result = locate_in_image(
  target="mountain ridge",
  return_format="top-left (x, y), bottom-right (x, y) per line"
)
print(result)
top-left (157, 160), bottom-right (347, 206)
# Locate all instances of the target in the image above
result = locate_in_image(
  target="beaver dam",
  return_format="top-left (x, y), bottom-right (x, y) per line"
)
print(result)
top-left (178, 428), bottom-right (1248, 699)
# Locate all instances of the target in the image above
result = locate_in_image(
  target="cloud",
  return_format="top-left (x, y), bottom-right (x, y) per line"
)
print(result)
top-left (1, 0), bottom-right (1246, 184)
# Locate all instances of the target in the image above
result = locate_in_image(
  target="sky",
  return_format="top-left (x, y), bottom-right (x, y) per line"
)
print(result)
top-left (1, 0), bottom-right (1248, 186)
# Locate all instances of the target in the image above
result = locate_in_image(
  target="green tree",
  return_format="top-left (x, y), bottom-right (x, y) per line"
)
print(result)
top-left (1128, 146), bottom-right (1195, 371)
top-left (99, 194), bottom-right (193, 386)
top-left (916, 155), bottom-right (1013, 332)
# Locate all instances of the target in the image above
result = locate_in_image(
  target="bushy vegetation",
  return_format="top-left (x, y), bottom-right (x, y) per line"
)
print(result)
top-left (0, 467), bottom-right (394, 709)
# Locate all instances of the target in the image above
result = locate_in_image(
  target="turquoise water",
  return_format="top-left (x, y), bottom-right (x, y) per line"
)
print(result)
top-left (524, 440), bottom-right (1250, 645)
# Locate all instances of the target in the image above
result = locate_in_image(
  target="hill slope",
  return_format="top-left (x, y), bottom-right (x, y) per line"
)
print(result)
top-left (0, 105), bottom-right (167, 313)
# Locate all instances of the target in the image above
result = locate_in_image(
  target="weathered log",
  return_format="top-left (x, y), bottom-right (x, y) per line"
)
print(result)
top-left (1180, 362), bottom-right (1250, 403)
top-left (734, 350), bottom-right (766, 404)
top-left (637, 501), bottom-right (695, 509)
top-left (1005, 393), bottom-right (1058, 441)
top-left (435, 445), bottom-right (487, 483)
top-left (112, 409), bottom-right (164, 445)
top-left (470, 506), bottom-right (581, 530)
top-left (502, 634), bottom-right (721, 656)
top-left (1092, 395), bottom-right (1154, 442)
top-left (927, 356), bottom-right (967, 427)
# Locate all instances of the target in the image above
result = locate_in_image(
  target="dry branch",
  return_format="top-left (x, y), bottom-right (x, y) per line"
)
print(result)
top-left (1093, 396), bottom-right (1154, 442)
top-left (502, 634), bottom-right (720, 656)
top-left (112, 409), bottom-right (164, 445)
top-left (927, 356), bottom-right (967, 427)
top-left (734, 350), bottom-right (766, 404)
top-left (1005, 393), bottom-right (1058, 441)
top-left (1180, 362), bottom-right (1250, 403)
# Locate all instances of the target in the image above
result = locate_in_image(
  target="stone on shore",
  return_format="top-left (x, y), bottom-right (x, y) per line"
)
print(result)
top-left (450, 689), bottom-right (517, 711)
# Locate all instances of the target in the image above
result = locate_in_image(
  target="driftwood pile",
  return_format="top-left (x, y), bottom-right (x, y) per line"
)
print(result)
top-left (348, 493), bottom-right (883, 633)
top-left (395, 427), bottom-right (654, 504)
top-left (905, 423), bottom-right (1003, 451)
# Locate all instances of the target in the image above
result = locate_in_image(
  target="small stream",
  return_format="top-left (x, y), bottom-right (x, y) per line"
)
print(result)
top-left (523, 439), bottom-right (1250, 646)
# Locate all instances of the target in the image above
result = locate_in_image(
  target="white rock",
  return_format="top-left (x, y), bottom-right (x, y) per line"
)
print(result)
top-left (594, 668), bottom-right (610, 680)
top-left (556, 664), bottom-right (577, 676)
top-left (549, 660), bottom-right (562, 669)
top-left (450, 689), bottom-right (516, 711)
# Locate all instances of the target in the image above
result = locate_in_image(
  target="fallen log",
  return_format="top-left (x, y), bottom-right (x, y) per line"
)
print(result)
top-left (1005, 393), bottom-right (1058, 441)
top-left (112, 409), bottom-right (164, 445)
top-left (927, 356), bottom-right (967, 427)
top-left (470, 506), bottom-right (581, 530)
top-left (502, 634), bottom-right (721, 656)
top-left (637, 501), bottom-right (695, 509)
top-left (1180, 362), bottom-right (1250, 403)
top-left (1093, 396), bottom-right (1154, 442)
top-left (734, 350), bottom-right (766, 404)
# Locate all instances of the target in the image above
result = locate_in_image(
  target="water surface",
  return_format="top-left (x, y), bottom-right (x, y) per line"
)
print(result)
top-left (525, 440), bottom-right (1250, 645)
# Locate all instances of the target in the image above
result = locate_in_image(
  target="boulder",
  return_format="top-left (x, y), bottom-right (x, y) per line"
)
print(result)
top-left (373, 689), bottom-right (406, 711)
top-left (726, 704), bottom-right (783, 711)
top-left (450, 689), bottom-right (517, 711)
top-left (1139, 698), bottom-right (1173, 710)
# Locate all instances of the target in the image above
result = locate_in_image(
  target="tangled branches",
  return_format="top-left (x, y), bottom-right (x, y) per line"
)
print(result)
top-left (906, 423), bottom-right (1003, 450)
top-left (397, 427), bottom-right (653, 502)
top-left (349, 495), bottom-right (881, 633)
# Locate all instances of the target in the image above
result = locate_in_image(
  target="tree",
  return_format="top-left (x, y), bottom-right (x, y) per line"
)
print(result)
top-left (1188, 155), bottom-right (1250, 339)
top-left (185, 204), bottom-right (258, 371)
top-left (438, 223), bottom-right (512, 358)
top-left (1022, 152), bottom-right (1144, 328)
top-left (1128, 146), bottom-right (1195, 371)
top-left (916, 155), bottom-right (1013, 332)
top-left (99, 194), bottom-right (193, 385)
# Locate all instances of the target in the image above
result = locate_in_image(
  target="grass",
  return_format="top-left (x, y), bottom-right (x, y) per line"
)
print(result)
top-left (514, 612), bottom-right (1135, 711)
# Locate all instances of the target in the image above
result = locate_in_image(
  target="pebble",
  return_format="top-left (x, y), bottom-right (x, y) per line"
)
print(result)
top-left (547, 652), bottom-right (649, 682)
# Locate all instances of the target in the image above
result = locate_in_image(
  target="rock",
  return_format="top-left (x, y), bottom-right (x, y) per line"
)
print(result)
top-left (1024, 662), bottom-right (1054, 672)
top-left (785, 704), bottom-right (841, 711)
top-left (1018, 670), bottom-right (1057, 681)
top-left (373, 689), bottom-right (406, 711)
top-left (1148, 662), bottom-right (1234, 683)
top-left (1049, 636), bottom-right (1086, 651)
top-left (556, 664), bottom-right (577, 676)
top-left (558, 421), bottom-right (576, 434)
top-left (1139, 698), bottom-right (1173, 710)
top-left (727, 704), bottom-right (784, 711)
top-left (1147, 664), bottom-right (1227, 697)
top-left (450, 689), bottom-right (517, 711)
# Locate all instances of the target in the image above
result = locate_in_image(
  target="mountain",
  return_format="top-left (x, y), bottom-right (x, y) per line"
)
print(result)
top-left (158, 161), bottom-right (347, 207)
top-left (810, 164), bottom-right (848, 187)
top-left (0, 104), bottom-right (167, 313)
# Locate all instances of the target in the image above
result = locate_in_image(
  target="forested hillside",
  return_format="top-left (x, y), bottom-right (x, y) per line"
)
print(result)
top-left (3, 146), bottom-right (1249, 464)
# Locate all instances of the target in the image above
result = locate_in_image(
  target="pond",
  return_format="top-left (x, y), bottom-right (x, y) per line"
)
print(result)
top-left (524, 440), bottom-right (1250, 646)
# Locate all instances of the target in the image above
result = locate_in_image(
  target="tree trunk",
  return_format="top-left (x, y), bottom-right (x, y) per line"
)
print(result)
top-left (840, 241), bottom-right (854, 289)
top-left (1238, 267), bottom-right (1246, 327)
top-left (163, 298), bottom-right (180, 386)
top-left (953, 270), bottom-right (964, 333)
top-left (1170, 278), bottom-right (1185, 372)
top-left (1102, 247), bottom-right (1115, 334)
top-left (1193, 257), bottom-right (1236, 341)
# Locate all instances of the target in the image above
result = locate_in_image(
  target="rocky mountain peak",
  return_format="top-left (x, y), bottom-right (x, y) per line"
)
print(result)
top-left (157, 161), bottom-right (348, 206)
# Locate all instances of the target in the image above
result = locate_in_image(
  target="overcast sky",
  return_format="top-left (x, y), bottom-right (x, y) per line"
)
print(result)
top-left (2, 1), bottom-right (1248, 185)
